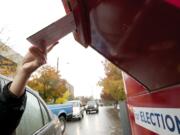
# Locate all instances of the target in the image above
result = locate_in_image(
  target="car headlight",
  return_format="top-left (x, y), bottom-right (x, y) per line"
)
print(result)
top-left (94, 105), bottom-right (97, 108)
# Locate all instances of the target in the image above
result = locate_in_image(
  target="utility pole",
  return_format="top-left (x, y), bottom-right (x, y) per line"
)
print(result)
top-left (57, 57), bottom-right (59, 72)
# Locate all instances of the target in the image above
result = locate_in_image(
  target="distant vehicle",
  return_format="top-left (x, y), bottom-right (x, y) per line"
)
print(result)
top-left (48, 103), bottom-right (73, 133)
top-left (86, 100), bottom-right (99, 114)
top-left (99, 102), bottom-right (104, 107)
top-left (67, 100), bottom-right (84, 120)
top-left (0, 74), bottom-right (62, 135)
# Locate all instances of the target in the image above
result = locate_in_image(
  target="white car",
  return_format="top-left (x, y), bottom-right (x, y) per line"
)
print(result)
top-left (67, 100), bottom-right (84, 120)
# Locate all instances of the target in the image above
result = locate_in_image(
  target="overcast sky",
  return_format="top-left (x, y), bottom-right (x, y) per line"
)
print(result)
top-left (0, 0), bottom-right (105, 98)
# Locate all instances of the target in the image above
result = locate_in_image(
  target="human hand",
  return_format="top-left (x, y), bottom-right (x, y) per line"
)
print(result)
top-left (21, 42), bottom-right (58, 75)
top-left (10, 42), bottom-right (58, 97)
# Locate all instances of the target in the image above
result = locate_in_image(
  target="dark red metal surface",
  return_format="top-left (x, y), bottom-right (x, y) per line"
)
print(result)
top-left (88, 0), bottom-right (180, 91)
top-left (61, 0), bottom-right (180, 134)
top-left (62, 0), bottom-right (180, 91)
top-left (62, 0), bottom-right (91, 47)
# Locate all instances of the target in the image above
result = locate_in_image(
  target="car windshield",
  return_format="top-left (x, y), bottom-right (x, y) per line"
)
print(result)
top-left (68, 101), bottom-right (79, 107)
top-left (87, 101), bottom-right (96, 105)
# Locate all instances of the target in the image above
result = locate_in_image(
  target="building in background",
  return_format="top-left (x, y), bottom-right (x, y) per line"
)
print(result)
top-left (0, 41), bottom-right (23, 77)
top-left (65, 82), bottom-right (74, 100)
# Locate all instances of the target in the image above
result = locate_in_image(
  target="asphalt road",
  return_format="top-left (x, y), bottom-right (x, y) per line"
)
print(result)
top-left (64, 106), bottom-right (123, 135)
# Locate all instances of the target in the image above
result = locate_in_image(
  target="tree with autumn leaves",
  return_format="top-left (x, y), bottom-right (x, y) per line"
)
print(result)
top-left (98, 60), bottom-right (126, 103)
top-left (28, 65), bottom-right (70, 104)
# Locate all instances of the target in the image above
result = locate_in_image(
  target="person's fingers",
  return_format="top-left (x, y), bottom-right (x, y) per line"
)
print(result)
top-left (22, 49), bottom-right (35, 65)
top-left (22, 59), bottom-right (45, 73)
top-left (29, 46), bottom-right (46, 63)
top-left (30, 46), bottom-right (45, 58)
top-left (38, 40), bottom-right (47, 53)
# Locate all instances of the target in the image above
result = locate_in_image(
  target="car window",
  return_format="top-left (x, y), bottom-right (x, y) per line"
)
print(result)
top-left (0, 79), bottom-right (3, 93)
top-left (87, 101), bottom-right (96, 105)
top-left (0, 77), bottom-right (9, 93)
top-left (16, 92), bottom-right (44, 135)
top-left (3, 79), bottom-right (10, 85)
top-left (40, 102), bottom-right (50, 125)
top-left (72, 102), bottom-right (80, 107)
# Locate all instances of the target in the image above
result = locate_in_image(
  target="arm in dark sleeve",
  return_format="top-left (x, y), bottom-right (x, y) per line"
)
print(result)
top-left (0, 82), bottom-right (27, 135)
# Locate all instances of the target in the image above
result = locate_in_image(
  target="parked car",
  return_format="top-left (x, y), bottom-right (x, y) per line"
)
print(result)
top-left (0, 74), bottom-right (62, 135)
top-left (67, 100), bottom-right (84, 120)
top-left (48, 103), bottom-right (73, 133)
top-left (86, 100), bottom-right (99, 114)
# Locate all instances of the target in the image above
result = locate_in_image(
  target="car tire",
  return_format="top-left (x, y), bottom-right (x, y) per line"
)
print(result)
top-left (59, 116), bottom-right (66, 134)
top-left (96, 110), bottom-right (99, 113)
